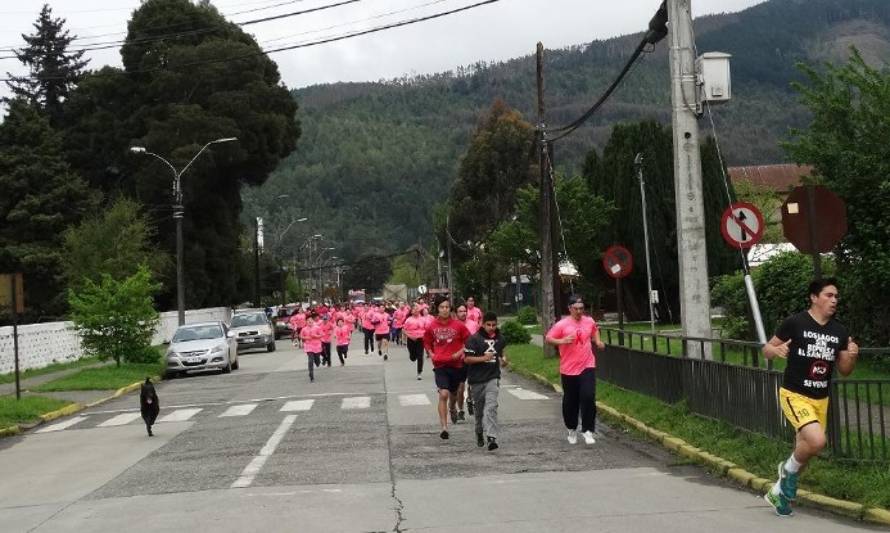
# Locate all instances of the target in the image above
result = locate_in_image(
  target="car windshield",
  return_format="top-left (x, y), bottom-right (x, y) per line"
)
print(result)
top-left (172, 325), bottom-right (223, 342)
top-left (232, 314), bottom-right (267, 327)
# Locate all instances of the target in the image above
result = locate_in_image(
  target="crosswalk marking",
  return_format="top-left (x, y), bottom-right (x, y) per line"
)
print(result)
top-left (158, 408), bottom-right (202, 423)
top-left (98, 412), bottom-right (142, 427)
top-left (341, 396), bottom-right (371, 409)
top-left (398, 394), bottom-right (430, 406)
top-left (231, 415), bottom-right (297, 489)
top-left (280, 399), bottom-right (315, 412)
top-left (37, 416), bottom-right (88, 433)
top-left (219, 404), bottom-right (258, 417)
top-left (507, 388), bottom-right (549, 400)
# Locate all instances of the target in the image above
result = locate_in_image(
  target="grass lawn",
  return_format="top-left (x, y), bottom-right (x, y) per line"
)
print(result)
top-left (0, 356), bottom-right (102, 385)
top-left (506, 342), bottom-right (890, 509)
top-left (0, 395), bottom-right (72, 428)
top-left (33, 361), bottom-right (165, 392)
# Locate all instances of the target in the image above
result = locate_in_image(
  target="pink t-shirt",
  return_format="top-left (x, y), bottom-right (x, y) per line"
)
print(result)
top-left (393, 308), bottom-right (408, 329)
top-left (290, 312), bottom-right (306, 329)
top-left (545, 315), bottom-right (598, 375)
top-left (466, 306), bottom-right (482, 333)
top-left (403, 316), bottom-right (426, 340)
top-left (361, 310), bottom-right (376, 330)
top-left (301, 323), bottom-right (323, 354)
top-left (319, 321), bottom-right (333, 343)
top-left (374, 311), bottom-right (390, 335)
top-left (334, 325), bottom-right (351, 346)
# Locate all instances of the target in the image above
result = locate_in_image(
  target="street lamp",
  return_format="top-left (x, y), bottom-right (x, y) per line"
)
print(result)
top-left (130, 137), bottom-right (237, 325)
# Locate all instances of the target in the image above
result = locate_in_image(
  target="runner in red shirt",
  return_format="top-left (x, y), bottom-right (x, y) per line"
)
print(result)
top-left (423, 296), bottom-right (470, 440)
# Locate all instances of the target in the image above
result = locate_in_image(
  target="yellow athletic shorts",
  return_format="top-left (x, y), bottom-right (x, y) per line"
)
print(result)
top-left (779, 387), bottom-right (829, 432)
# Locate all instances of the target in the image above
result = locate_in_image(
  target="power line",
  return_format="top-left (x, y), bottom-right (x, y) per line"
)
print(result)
top-left (0, 0), bottom-right (501, 81)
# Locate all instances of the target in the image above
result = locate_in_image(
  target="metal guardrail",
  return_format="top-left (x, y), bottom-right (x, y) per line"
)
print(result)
top-left (598, 327), bottom-right (890, 462)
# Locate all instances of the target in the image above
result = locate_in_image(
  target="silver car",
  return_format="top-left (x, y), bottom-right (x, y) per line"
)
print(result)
top-left (231, 311), bottom-right (276, 353)
top-left (164, 321), bottom-right (239, 378)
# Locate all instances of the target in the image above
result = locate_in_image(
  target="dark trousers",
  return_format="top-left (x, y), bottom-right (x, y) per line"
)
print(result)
top-left (307, 353), bottom-right (321, 380)
top-left (322, 343), bottom-right (332, 366)
top-left (363, 328), bottom-right (375, 353)
top-left (560, 368), bottom-right (597, 433)
top-left (336, 345), bottom-right (348, 364)
top-left (407, 338), bottom-right (424, 374)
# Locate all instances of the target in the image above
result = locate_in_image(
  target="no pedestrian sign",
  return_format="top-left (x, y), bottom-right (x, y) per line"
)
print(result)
top-left (602, 245), bottom-right (633, 280)
top-left (720, 202), bottom-right (764, 249)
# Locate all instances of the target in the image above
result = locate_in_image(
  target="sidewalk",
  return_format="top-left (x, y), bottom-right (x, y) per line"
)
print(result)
top-left (0, 361), bottom-right (118, 407)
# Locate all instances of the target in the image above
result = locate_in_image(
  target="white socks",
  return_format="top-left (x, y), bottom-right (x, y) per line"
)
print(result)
top-left (784, 454), bottom-right (802, 474)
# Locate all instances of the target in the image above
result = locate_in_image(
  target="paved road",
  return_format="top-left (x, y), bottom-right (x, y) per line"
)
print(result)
top-left (0, 334), bottom-right (880, 532)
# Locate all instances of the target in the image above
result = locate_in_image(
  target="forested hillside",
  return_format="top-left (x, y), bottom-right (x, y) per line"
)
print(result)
top-left (244, 0), bottom-right (890, 260)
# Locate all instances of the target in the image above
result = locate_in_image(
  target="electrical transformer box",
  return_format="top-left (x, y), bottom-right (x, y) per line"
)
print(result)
top-left (697, 52), bottom-right (732, 103)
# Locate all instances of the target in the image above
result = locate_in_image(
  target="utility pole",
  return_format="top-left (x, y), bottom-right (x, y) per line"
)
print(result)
top-left (636, 153), bottom-right (656, 334)
top-left (537, 42), bottom-right (557, 357)
top-left (668, 0), bottom-right (712, 358)
top-left (446, 214), bottom-right (454, 303)
top-left (254, 217), bottom-right (262, 308)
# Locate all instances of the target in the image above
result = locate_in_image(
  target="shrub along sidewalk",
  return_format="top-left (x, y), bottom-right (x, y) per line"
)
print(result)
top-left (506, 343), bottom-right (890, 510)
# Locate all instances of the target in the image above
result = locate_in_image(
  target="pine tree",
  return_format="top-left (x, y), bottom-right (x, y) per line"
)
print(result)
top-left (4, 4), bottom-right (89, 124)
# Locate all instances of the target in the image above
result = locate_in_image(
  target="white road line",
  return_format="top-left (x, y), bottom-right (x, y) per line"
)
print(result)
top-left (36, 416), bottom-right (88, 433)
top-left (97, 412), bottom-right (142, 427)
top-left (398, 394), bottom-right (430, 406)
top-left (507, 388), bottom-right (549, 400)
top-left (231, 415), bottom-right (297, 489)
top-left (158, 408), bottom-right (202, 423)
top-left (341, 396), bottom-right (371, 409)
top-left (280, 399), bottom-right (314, 412)
top-left (219, 404), bottom-right (258, 417)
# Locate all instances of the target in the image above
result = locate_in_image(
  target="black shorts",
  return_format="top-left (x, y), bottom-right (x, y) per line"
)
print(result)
top-left (375, 333), bottom-right (389, 341)
top-left (434, 367), bottom-right (466, 393)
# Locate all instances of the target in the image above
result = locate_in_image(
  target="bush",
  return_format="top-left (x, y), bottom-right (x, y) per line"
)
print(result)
top-left (501, 320), bottom-right (531, 344)
top-left (68, 265), bottom-right (161, 366)
top-left (712, 252), bottom-right (830, 340)
top-left (517, 306), bottom-right (537, 325)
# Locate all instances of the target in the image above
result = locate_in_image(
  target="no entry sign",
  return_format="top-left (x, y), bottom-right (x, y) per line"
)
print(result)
top-left (720, 202), bottom-right (764, 249)
top-left (602, 245), bottom-right (633, 279)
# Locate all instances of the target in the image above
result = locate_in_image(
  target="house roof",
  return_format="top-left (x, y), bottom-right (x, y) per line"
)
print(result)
top-left (728, 164), bottom-right (813, 192)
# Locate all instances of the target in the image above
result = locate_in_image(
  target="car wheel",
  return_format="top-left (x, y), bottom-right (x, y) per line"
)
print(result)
top-left (163, 371), bottom-right (178, 380)
top-left (222, 358), bottom-right (232, 374)
top-left (232, 358), bottom-right (240, 370)
top-left (267, 341), bottom-right (276, 353)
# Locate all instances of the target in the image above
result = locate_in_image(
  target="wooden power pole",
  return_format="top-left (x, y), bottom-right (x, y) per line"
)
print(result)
top-left (537, 42), bottom-right (557, 357)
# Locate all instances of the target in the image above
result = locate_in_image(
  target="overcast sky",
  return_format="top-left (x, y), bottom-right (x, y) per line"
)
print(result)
top-left (0, 0), bottom-right (766, 102)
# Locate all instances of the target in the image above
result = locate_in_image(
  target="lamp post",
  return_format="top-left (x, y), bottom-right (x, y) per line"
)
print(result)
top-left (130, 137), bottom-right (237, 326)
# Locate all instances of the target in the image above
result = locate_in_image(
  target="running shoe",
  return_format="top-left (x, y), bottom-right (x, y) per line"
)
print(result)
top-left (378, 349), bottom-right (382, 356)
top-left (777, 462), bottom-right (799, 501)
top-left (764, 489), bottom-right (793, 517)
top-left (566, 429), bottom-right (578, 445)
top-left (450, 409), bottom-right (458, 424)
top-left (477, 432), bottom-right (485, 447)
top-left (440, 430), bottom-right (449, 440)
top-left (458, 410), bottom-right (466, 422)
top-left (467, 399), bottom-right (474, 416)
top-left (383, 353), bottom-right (388, 361)
top-left (416, 374), bottom-right (422, 380)
top-left (487, 437), bottom-right (499, 451)
top-left (582, 431), bottom-right (596, 445)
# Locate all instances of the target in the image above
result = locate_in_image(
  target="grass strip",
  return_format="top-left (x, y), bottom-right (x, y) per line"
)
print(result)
top-left (0, 395), bottom-right (72, 428)
top-left (33, 362), bottom-right (165, 391)
top-left (0, 357), bottom-right (102, 385)
top-left (506, 342), bottom-right (890, 509)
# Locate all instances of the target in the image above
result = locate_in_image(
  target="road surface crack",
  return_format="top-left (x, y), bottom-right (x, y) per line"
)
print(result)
top-left (382, 365), bottom-right (406, 532)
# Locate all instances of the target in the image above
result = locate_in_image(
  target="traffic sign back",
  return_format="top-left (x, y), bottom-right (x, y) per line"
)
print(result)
top-left (782, 185), bottom-right (847, 253)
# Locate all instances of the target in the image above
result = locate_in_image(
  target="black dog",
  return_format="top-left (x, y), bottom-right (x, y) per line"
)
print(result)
top-left (140, 377), bottom-right (160, 437)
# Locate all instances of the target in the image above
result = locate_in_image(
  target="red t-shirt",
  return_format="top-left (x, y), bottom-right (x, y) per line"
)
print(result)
top-left (423, 318), bottom-right (470, 369)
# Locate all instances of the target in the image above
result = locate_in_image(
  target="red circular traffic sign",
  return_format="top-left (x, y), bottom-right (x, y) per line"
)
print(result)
top-left (720, 202), bottom-right (765, 249)
top-left (602, 245), bottom-right (633, 279)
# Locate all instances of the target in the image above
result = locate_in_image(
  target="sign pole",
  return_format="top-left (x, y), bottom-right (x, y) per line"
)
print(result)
top-left (616, 277), bottom-right (624, 346)
top-left (10, 275), bottom-right (21, 400)
top-left (806, 185), bottom-right (823, 279)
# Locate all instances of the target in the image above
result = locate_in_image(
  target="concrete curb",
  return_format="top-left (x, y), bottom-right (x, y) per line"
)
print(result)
top-left (0, 376), bottom-right (155, 438)
top-left (513, 365), bottom-right (890, 526)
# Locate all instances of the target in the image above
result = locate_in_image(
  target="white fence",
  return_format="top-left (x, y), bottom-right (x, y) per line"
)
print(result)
top-left (0, 307), bottom-right (231, 375)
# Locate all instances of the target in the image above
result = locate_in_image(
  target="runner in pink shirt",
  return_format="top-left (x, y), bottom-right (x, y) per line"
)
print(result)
top-left (465, 296), bottom-right (483, 335)
top-left (373, 306), bottom-right (391, 360)
top-left (289, 310), bottom-right (307, 347)
top-left (300, 314), bottom-right (324, 383)
top-left (320, 316), bottom-right (334, 367)
top-left (403, 304), bottom-right (428, 380)
top-left (361, 304), bottom-right (377, 355)
top-left (334, 318), bottom-right (351, 366)
top-left (544, 295), bottom-right (605, 445)
top-left (391, 303), bottom-right (408, 346)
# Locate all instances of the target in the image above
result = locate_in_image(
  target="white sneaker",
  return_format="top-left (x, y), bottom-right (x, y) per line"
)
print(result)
top-left (416, 374), bottom-right (422, 380)
top-left (566, 429), bottom-right (578, 445)
top-left (582, 431), bottom-right (596, 445)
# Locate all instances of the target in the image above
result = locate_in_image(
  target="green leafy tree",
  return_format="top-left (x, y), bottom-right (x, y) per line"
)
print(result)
top-left (0, 100), bottom-right (96, 321)
top-left (68, 265), bottom-right (161, 366)
top-left (4, 4), bottom-right (89, 124)
top-left (783, 50), bottom-right (890, 344)
top-left (62, 0), bottom-right (299, 310)
top-left (62, 197), bottom-right (171, 289)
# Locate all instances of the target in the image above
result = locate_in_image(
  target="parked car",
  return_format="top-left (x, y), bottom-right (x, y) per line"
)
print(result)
top-left (231, 311), bottom-right (276, 352)
top-left (273, 303), bottom-right (300, 340)
top-left (164, 321), bottom-right (238, 378)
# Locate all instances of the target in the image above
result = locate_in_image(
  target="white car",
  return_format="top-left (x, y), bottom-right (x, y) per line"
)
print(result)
top-left (164, 321), bottom-right (239, 378)
top-left (231, 311), bottom-right (276, 352)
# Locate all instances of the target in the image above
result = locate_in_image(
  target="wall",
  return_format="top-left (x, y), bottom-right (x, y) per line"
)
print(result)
top-left (0, 307), bottom-right (231, 375)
